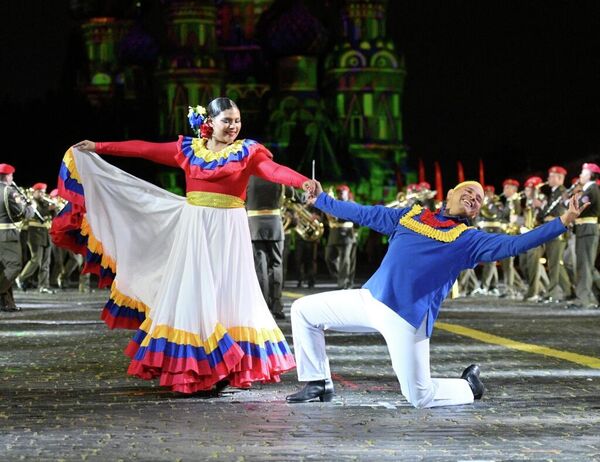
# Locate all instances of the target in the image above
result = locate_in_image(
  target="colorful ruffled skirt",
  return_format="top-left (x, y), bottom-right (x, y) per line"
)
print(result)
top-left (52, 148), bottom-right (295, 393)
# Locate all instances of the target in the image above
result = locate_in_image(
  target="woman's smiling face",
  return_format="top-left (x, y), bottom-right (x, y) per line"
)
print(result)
top-left (209, 107), bottom-right (241, 145)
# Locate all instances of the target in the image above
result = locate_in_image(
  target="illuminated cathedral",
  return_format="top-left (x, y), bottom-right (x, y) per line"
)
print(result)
top-left (71, 0), bottom-right (406, 201)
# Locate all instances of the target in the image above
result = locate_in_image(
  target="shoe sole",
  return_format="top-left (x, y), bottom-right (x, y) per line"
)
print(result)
top-left (286, 392), bottom-right (335, 403)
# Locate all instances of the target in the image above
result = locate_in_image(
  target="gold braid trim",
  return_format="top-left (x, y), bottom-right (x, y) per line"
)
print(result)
top-left (399, 205), bottom-right (471, 243)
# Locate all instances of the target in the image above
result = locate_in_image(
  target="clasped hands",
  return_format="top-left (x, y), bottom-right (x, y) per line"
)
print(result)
top-left (301, 180), bottom-right (323, 205)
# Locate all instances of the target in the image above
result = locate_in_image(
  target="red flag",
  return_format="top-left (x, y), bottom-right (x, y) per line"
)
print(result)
top-left (434, 161), bottom-right (443, 201)
top-left (418, 158), bottom-right (426, 183)
top-left (457, 161), bottom-right (465, 184)
top-left (479, 159), bottom-right (485, 185)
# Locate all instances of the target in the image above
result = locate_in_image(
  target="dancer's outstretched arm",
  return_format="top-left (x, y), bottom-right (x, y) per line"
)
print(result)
top-left (307, 180), bottom-right (405, 236)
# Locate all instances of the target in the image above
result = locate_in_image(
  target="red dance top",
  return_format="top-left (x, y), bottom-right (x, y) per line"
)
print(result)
top-left (96, 136), bottom-right (309, 199)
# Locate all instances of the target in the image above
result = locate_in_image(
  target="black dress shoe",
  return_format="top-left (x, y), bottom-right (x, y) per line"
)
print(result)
top-left (0, 305), bottom-right (22, 312)
top-left (461, 364), bottom-right (484, 400)
top-left (286, 379), bottom-right (334, 403)
top-left (213, 379), bottom-right (229, 394)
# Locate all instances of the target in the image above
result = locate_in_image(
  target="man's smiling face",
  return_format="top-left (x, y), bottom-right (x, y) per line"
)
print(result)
top-left (445, 184), bottom-right (484, 219)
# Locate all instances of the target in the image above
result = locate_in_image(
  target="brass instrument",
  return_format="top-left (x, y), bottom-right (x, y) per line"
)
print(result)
top-left (385, 191), bottom-right (408, 208)
top-left (10, 182), bottom-right (45, 222)
top-left (282, 198), bottom-right (324, 242)
top-left (479, 194), bottom-right (502, 220)
top-left (385, 189), bottom-right (436, 208)
top-left (502, 222), bottom-right (521, 235)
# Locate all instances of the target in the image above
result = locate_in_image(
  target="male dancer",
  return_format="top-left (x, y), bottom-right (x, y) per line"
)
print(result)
top-left (287, 180), bottom-right (587, 408)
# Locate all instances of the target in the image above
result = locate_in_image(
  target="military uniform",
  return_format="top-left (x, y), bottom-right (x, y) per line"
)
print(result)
top-left (499, 180), bottom-right (522, 297)
top-left (17, 185), bottom-right (55, 293)
top-left (520, 176), bottom-right (546, 301)
top-left (324, 185), bottom-right (357, 290)
top-left (540, 170), bottom-right (572, 302)
top-left (474, 187), bottom-right (503, 295)
top-left (247, 176), bottom-right (285, 318)
top-left (0, 165), bottom-right (34, 311)
top-left (572, 166), bottom-right (600, 307)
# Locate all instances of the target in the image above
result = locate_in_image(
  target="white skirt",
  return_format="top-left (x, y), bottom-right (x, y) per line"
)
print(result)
top-left (52, 148), bottom-right (295, 393)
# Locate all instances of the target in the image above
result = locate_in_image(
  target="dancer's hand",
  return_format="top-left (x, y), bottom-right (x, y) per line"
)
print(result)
top-left (73, 140), bottom-right (96, 152)
top-left (560, 193), bottom-right (590, 226)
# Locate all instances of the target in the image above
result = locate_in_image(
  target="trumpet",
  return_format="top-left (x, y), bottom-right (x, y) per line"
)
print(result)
top-left (10, 182), bottom-right (46, 221)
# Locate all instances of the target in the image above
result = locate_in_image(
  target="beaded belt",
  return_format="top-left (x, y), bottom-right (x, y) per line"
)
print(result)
top-left (186, 191), bottom-right (245, 209)
top-left (247, 209), bottom-right (281, 217)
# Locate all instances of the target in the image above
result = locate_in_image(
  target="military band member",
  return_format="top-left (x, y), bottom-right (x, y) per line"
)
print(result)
top-left (246, 176), bottom-right (286, 320)
top-left (0, 164), bottom-right (35, 311)
top-left (293, 198), bottom-right (321, 289)
top-left (540, 166), bottom-right (572, 303)
top-left (499, 179), bottom-right (522, 298)
top-left (15, 183), bottom-right (56, 293)
top-left (325, 185), bottom-right (357, 289)
top-left (521, 176), bottom-right (546, 302)
top-left (474, 185), bottom-right (503, 295)
top-left (568, 162), bottom-right (600, 308)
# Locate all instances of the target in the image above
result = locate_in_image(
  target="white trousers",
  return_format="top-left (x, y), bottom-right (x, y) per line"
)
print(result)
top-left (291, 289), bottom-right (474, 408)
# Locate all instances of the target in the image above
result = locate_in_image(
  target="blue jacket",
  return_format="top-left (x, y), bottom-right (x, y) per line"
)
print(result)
top-left (314, 193), bottom-right (568, 337)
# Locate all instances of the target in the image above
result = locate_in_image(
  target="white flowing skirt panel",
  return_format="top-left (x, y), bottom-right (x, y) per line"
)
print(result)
top-left (54, 148), bottom-right (295, 393)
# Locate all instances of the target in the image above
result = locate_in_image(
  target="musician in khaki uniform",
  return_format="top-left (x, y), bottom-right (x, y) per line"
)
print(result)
top-left (499, 179), bottom-right (522, 298)
top-left (325, 185), bottom-right (357, 289)
top-left (15, 182), bottom-right (56, 293)
top-left (474, 185), bottom-right (503, 295)
top-left (246, 176), bottom-right (286, 319)
top-left (539, 166), bottom-right (572, 303)
top-left (568, 162), bottom-right (600, 308)
top-left (0, 164), bottom-right (35, 311)
top-left (520, 176), bottom-right (546, 302)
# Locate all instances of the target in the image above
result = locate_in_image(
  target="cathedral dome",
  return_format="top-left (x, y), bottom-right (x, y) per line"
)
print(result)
top-left (257, 0), bottom-right (329, 57)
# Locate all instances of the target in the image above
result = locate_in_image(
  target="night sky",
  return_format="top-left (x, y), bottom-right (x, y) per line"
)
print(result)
top-left (1, 0), bottom-right (600, 190)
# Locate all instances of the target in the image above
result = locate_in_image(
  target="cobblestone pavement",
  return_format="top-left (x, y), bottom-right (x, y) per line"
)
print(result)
top-left (1, 284), bottom-right (599, 461)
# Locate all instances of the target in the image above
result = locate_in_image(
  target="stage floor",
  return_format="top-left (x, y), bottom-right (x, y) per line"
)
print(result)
top-left (1, 282), bottom-right (599, 461)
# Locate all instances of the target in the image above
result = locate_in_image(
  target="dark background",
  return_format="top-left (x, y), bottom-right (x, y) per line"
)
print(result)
top-left (1, 0), bottom-right (599, 190)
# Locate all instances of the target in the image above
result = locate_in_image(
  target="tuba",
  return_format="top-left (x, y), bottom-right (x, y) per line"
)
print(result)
top-left (282, 198), bottom-right (324, 242)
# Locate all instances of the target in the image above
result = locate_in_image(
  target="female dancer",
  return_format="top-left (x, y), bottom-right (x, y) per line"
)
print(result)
top-left (55, 97), bottom-right (313, 394)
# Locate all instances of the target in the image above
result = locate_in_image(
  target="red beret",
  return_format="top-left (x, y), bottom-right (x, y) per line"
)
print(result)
top-left (484, 185), bottom-right (495, 193)
top-left (548, 165), bottom-right (567, 175)
top-left (418, 181), bottom-right (431, 190)
top-left (406, 183), bottom-right (418, 192)
top-left (0, 163), bottom-right (15, 174)
top-left (503, 178), bottom-right (519, 187)
top-left (582, 162), bottom-right (600, 174)
top-left (32, 182), bottom-right (47, 191)
top-left (335, 184), bottom-right (350, 192)
top-left (525, 176), bottom-right (543, 188)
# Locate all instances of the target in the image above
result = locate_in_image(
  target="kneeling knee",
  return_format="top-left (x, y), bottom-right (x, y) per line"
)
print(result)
top-left (403, 388), bottom-right (433, 409)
